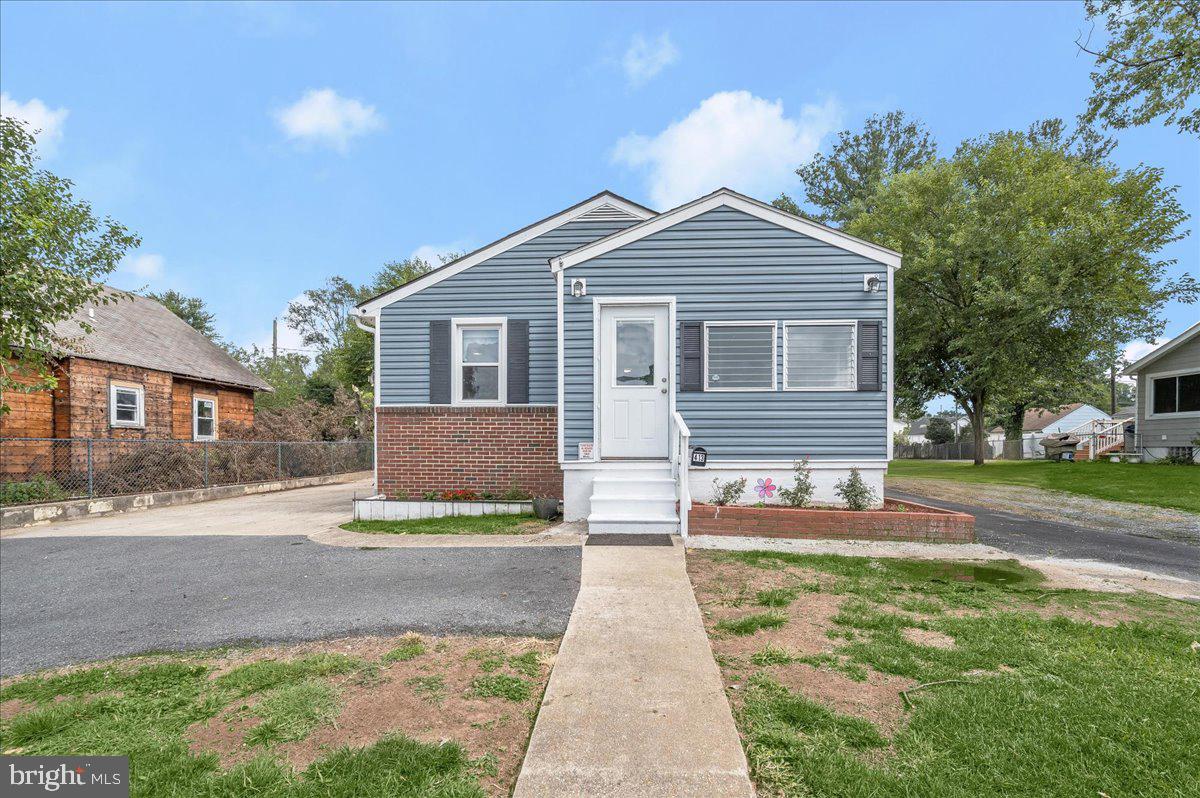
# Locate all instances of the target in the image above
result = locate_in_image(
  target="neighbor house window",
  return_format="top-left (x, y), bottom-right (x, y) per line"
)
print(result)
top-left (783, 321), bottom-right (856, 390)
top-left (109, 382), bottom-right (144, 428)
top-left (1151, 371), bottom-right (1200, 416)
top-left (704, 322), bottom-right (776, 391)
top-left (453, 317), bottom-right (506, 404)
top-left (193, 396), bottom-right (217, 440)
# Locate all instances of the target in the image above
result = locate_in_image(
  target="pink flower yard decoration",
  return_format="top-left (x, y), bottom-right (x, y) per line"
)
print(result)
top-left (754, 478), bottom-right (776, 499)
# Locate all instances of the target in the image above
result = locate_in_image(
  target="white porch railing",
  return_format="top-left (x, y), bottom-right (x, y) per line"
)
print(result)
top-left (670, 410), bottom-right (691, 539)
top-left (1065, 418), bottom-right (1127, 460)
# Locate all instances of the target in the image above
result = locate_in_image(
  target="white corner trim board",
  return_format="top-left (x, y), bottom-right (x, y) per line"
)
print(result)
top-left (357, 192), bottom-right (655, 314)
top-left (551, 188), bottom-right (902, 272)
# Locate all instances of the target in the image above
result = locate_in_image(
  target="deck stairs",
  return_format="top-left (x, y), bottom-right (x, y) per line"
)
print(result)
top-left (1068, 418), bottom-right (1127, 460)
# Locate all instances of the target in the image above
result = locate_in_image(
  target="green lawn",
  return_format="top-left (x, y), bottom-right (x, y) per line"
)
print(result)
top-left (340, 513), bottom-right (552, 535)
top-left (692, 551), bottom-right (1200, 798)
top-left (887, 458), bottom-right (1200, 513)
top-left (0, 653), bottom-right (485, 797)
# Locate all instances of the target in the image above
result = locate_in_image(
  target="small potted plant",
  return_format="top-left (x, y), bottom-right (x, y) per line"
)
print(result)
top-left (532, 495), bottom-right (560, 520)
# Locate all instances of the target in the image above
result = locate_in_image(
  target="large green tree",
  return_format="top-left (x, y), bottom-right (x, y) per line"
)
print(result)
top-left (321, 254), bottom-right (456, 392)
top-left (775, 110), bottom-right (937, 226)
top-left (1079, 0), bottom-right (1200, 136)
top-left (145, 289), bottom-right (220, 341)
top-left (848, 130), bottom-right (1193, 464)
top-left (0, 116), bottom-right (139, 412)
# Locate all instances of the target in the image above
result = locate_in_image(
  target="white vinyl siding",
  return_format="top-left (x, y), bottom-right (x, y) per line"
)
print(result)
top-left (109, 382), bottom-right (144, 428)
top-left (783, 321), bottom-right (856, 390)
top-left (704, 322), bottom-right (776, 391)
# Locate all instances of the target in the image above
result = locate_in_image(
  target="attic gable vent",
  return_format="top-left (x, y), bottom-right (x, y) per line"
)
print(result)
top-left (575, 203), bottom-right (639, 222)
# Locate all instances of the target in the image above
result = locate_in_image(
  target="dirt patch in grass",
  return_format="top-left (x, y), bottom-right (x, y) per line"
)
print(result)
top-left (181, 634), bottom-right (554, 797)
top-left (902, 628), bottom-right (956, 649)
top-left (771, 663), bottom-right (915, 739)
top-left (0, 697), bottom-right (34, 720)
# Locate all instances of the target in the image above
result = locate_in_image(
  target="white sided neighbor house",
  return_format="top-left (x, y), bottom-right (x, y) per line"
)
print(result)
top-left (354, 188), bottom-right (898, 533)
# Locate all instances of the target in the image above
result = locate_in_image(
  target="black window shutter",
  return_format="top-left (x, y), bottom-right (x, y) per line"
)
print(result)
top-left (429, 320), bottom-right (451, 404)
top-left (857, 320), bottom-right (882, 392)
top-left (507, 320), bottom-right (529, 404)
top-left (681, 321), bottom-right (704, 392)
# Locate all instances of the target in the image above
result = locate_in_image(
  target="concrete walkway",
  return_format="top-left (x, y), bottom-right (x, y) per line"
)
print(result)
top-left (514, 542), bottom-right (754, 798)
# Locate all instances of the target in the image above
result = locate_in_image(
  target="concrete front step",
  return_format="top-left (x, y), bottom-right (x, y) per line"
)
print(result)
top-left (586, 517), bottom-right (679, 534)
top-left (588, 495), bottom-right (678, 520)
top-left (590, 476), bottom-right (676, 499)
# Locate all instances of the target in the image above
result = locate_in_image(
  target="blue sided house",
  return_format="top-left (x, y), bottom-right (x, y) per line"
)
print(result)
top-left (354, 188), bottom-right (899, 534)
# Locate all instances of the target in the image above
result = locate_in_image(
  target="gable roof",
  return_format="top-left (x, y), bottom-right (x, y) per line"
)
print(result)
top-left (1020, 403), bottom-right (1105, 432)
top-left (550, 187), bottom-right (902, 272)
top-left (1123, 319), bottom-right (1200, 374)
top-left (355, 191), bottom-right (656, 314)
top-left (52, 288), bottom-right (271, 392)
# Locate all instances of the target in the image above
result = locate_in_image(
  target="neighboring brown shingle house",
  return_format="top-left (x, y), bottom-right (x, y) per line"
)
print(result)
top-left (1, 288), bottom-right (270, 446)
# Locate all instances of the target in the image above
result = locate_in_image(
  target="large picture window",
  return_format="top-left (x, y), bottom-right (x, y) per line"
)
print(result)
top-left (109, 382), bottom-right (145, 428)
top-left (704, 322), bottom-right (776, 391)
top-left (783, 321), bottom-right (857, 390)
top-left (453, 318), bottom-right (506, 404)
top-left (1151, 371), bottom-right (1200, 416)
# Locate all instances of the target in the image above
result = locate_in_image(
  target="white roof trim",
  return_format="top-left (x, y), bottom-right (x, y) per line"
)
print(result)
top-left (1123, 319), bottom-right (1200, 375)
top-left (357, 192), bottom-right (655, 313)
top-left (550, 188), bottom-right (902, 272)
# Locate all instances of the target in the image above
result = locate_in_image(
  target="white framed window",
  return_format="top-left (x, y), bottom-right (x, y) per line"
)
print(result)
top-left (1149, 369), bottom-right (1200, 418)
top-left (452, 316), bottom-right (506, 405)
top-left (783, 321), bottom-right (857, 391)
top-left (193, 395), bottom-right (217, 440)
top-left (704, 321), bottom-right (776, 391)
top-left (109, 382), bottom-right (145, 428)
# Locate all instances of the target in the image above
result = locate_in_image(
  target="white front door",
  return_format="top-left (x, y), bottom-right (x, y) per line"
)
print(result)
top-left (599, 303), bottom-right (670, 459)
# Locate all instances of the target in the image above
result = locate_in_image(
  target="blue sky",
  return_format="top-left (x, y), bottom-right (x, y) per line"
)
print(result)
top-left (3, 1), bottom-right (1196, 376)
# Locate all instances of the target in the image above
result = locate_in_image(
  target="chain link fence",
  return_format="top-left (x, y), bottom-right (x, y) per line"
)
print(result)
top-left (0, 438), bottom-right (373, 507)
top-left (894, 439), bottom-right (1027, 460)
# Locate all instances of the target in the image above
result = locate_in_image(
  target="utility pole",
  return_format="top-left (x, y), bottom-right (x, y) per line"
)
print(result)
top-left (272, 318), bottom-right (278, 360)
top-left (1110, 362), bottom-right (1117, 416)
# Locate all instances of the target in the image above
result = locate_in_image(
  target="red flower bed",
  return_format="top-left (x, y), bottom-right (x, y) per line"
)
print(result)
top-left (688, 498), bottom-right (974, 543)
top-left (440, 489), bottom-right (480, 502)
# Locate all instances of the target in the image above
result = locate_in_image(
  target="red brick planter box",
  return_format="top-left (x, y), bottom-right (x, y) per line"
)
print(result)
top-left (688, 498), bottom-right (975, 543)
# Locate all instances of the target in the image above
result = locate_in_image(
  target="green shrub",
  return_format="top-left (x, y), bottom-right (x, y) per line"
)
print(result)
top-left (834, 467), bottom-right (877, 510)
top-left (0, 475), bottom-right (67, 506)
top-left (710, 477), bottom-right (747, 506)
top-left (777, 458), bottom-right (815, 507)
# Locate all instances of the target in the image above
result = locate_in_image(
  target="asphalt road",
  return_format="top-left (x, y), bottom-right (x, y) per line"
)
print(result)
top-left (0, 535), bottom-right (581, 675)
top-left (889, 490), bottom-right (1200, 582)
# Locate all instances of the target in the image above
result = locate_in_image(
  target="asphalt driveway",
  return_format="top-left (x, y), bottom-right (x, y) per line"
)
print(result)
top-left (0, 535), bottom-right (581, 675)
top-left (889, 490), bottom-right (1200, 582)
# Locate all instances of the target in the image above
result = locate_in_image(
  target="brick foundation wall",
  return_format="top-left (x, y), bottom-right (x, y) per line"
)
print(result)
top-left (689, 498), bottom-right (975, 543)
top-left (376, 406), bottom-right (560, 499)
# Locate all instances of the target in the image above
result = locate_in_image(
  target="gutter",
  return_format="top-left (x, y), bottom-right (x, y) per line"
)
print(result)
top-left (352, 312), bottom-right (377, 334)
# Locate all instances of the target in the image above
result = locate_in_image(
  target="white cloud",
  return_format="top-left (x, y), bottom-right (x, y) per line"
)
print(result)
top-left (411, 243), bottom-right (467, 265)
top-left (117, 253), bottom-right (165, 281)
top-left (622, 33), bottom-right (679, 87)
top-left (274, 88), bottom-right (384, 152)
top-left (1123, 340), bottom-right (1157, 365)
top-left (0, 93), bottom-right (69, 156)
top-left (612, 91), bottom-right (841, 209)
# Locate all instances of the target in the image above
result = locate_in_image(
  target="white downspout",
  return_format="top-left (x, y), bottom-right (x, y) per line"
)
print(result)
top-left (351, 311), bottom-right (380, 495)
